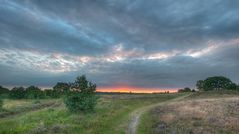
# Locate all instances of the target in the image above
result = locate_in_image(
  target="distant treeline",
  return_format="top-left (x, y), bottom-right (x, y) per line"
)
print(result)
top-left (0, 79), bottom-right (93, 99)
top-left (0, 85), bottom-right (70, 99)
top-left (178, 76), bottom-right (239, 93)
top-left (0, 75), bottom-right (98, 112)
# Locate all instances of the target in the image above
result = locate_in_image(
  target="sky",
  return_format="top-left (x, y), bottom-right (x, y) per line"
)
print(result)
top-left (0, 0), bottom-right (239, 92)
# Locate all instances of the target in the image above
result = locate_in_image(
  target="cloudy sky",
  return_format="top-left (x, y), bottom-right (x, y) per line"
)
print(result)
top-left (0, 0), bottom-right (239, 92)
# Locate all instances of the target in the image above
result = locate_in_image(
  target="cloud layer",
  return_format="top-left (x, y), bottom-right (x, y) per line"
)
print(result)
top-left (0, 0), bottom-right (239, 89)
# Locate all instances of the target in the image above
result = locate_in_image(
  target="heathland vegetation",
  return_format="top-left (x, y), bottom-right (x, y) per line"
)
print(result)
top-left (0, 75), bottom-right (238, 134)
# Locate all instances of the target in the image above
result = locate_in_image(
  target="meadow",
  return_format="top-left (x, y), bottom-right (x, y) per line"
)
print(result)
top-left (0, 91), bottom-right (238, 134)
top-left (0, 93), bottom-right (186, 134)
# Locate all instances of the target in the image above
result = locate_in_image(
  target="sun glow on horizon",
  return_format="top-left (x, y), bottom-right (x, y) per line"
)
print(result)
top-left (97, 86), bottom-right (178, 93)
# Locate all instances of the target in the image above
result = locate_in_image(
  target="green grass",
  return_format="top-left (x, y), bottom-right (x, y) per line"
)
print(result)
top-left (138, 111), bottom-right (154, 134)
top-left (0, 93), bottom-right (185, 134)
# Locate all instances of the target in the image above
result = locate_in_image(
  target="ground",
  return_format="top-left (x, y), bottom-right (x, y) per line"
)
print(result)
top-left (0, 91), bottom-right (238, 134)
top-left (138, 91), bottom-right (239, 134)
top-left (0, 93), bottom-right (184, 134)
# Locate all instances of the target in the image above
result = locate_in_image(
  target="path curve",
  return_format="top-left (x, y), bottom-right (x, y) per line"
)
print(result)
top-left (127, 94), bottom-right (190, 134)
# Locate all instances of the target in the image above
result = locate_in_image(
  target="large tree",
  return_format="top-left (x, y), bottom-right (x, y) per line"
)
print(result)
top-left (198, 76), bottom-right (237, 91)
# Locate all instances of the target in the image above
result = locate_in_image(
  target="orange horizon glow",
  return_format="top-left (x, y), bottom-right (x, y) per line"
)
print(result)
top-left (97, 86), bottom-right (178, 93)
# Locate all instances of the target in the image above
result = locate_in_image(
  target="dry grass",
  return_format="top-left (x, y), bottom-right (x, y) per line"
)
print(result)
top-left (150, 97), bottom-right (239, 134)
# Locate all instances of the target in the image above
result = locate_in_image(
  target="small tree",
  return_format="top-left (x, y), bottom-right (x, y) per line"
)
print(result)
top-left (0, 86), bottom-right (9, 98)
top-left (178, 87), bottom-right (192, 93)
top-left (64, 75), bottom-right (98, 112)
top-left (53, 82), bottom-right (70, 92)
top-left (196, 80), bottom-right (204, 91)
top-left (26, 86), bottom-right (43, 99)
top-left (9, 87), bottom-right (26, 99)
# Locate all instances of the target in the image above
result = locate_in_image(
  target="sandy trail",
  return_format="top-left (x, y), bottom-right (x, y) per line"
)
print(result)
top-left (127, 94), bottom-right (190, 134)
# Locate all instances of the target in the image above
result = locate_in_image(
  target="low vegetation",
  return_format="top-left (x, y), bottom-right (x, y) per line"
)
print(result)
top-left (64, 75), bottom-right (98, 112)
top-left (138, 91), bottom-right (239, 134)
top-left (0, 93), bottom-right (184, 134)
top-left (0, 75), bottom-right (238, 133)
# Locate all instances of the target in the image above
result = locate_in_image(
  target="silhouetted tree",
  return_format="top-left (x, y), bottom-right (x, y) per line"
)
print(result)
top-left (198, 76), bottom-right (237, 91)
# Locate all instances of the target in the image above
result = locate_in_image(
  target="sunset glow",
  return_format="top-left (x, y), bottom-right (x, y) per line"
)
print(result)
top-left (97, 87), bottom-right (178, 93)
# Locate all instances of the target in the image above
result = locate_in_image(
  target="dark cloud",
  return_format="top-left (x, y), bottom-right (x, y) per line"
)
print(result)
top-left (0, 0), bottom-right (239, 89)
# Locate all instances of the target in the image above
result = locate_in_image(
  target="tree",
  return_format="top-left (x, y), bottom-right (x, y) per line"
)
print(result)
top-left (228, 83), bottom-right (237, 90)
top-left (196, 80), bottom-right (204, 91)
top-left (26, 86), bottom-right (43, 99)
top-left (199, 76), bottom-right (236, 91)
top-left (9, 87), bottom-right (26, 99)
top-left (0, 86), bottom-right (9, 98)
top-left (64, 75), bottom-right (98, 112)
top-left (178, 87), bottom-right (192, 93)
top-left (0, 86), bottom-right (9, 94)
top-left (53, 82), bottom-right (70, 92)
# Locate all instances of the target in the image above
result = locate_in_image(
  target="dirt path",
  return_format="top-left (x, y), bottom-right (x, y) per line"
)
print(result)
top-left (127, 94), bottom-right (190, 134)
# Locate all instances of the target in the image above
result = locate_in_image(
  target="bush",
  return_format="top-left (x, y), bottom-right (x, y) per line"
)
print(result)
top-left (64, 75), bottom-right (98, 112)
top-left (64, 93), bottom-right (97, 112)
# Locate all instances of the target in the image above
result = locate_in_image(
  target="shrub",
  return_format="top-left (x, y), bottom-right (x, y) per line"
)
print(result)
top-left (64, 93), bottom-right (98, 112)
top-left (64, 75), bottom-right (98, 112)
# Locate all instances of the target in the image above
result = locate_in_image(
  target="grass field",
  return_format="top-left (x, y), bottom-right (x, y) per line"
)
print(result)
top-left (138, 91), bottom-right (239, 134)
top-left (0, 93), bottom-right (186, 134)
top-left (0, 91), bottom-right (238, 134)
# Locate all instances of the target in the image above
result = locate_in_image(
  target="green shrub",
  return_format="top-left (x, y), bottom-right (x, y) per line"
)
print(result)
top-left (64, 75), bottom-right (98, 112)
top-left (64, 93), bottom-right (98, 112)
